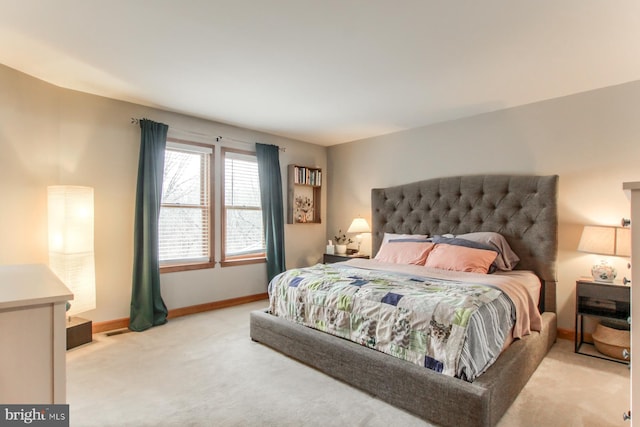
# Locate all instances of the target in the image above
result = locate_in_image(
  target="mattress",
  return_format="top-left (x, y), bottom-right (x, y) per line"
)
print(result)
top-left (268, 259), bottom-right (541, 382)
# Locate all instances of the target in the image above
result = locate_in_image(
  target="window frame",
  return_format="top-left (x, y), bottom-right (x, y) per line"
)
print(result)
top-left (221, 147), bottom-right (266, 267)
top-left (159, 138), bottom-right (215, 273)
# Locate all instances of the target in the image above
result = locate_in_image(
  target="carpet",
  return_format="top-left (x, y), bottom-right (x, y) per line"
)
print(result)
top-left (67, 301), bottom-right (630, 426)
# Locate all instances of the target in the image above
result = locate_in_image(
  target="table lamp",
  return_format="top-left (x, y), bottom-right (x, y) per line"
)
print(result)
top-left (347, 217), bottom-right (371, 254)
top-left (578, 225), bottom-right (630, 283)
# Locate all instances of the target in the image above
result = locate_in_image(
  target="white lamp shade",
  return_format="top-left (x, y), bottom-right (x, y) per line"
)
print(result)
top-left (578, 225), bottom-right (616, 256)
top-left (347, 218), bottom-right (371, 234)
top-left (578, 225), bottom-right (631, 257)
top-left (48, 186), bottom-right (96, 316)
top-left (615, 227), bottom-right (631, 257)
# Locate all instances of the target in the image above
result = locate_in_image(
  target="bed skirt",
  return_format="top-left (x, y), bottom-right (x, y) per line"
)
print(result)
top-left (250, 309), bottom-right (557, 427)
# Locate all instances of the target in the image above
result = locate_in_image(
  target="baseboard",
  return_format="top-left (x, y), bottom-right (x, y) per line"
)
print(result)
top-left (166, 293), bottom-right (268, 319)
top-left (557, 328), bottom-right (572, 341)
top-left (557, 327), bottom-right (590, 343)
top-left (92, 292), bottom-right (269, 334)
top-left (93, 318), bottom-right (129, 334)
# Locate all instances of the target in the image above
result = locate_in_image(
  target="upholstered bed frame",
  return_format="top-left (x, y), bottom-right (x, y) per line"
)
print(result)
top-left (250, 174), bottom-right (558, 427)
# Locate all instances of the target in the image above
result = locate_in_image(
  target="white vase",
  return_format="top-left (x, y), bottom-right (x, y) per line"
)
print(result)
top-left (591, 260), bottom-right (617, 282)
top-left (335, 244), bottom-right (347, 254)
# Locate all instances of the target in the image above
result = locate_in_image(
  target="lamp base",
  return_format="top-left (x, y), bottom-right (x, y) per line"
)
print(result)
top-left (591, 261), bottom-right (617, 283)
top-left (67, 317), bottom-right (92, 350)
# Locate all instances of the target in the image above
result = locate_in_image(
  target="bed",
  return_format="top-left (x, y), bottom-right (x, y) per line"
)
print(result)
top-left (250, 174), bottom-right (558, 427)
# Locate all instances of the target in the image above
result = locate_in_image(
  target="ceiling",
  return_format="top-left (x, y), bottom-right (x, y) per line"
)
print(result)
top-left (1, 1), bottom-right (639, 146)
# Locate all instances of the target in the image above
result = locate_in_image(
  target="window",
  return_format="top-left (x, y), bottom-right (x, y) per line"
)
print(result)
top-left (222, 149), bottom-right (265, 265)
top-left (159, 139), bottom-right (214, 272)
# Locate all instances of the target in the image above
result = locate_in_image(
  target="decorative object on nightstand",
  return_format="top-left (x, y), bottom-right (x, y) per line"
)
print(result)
top-left (48, 186), bottom-right (95, 349)
top-left (347, 217), bottom-right (371, 255)
top-left (577, 225), bottom-right (631, 283)
top-left (333, 229), bottom-right (352, 254)
top-left (326, 240), bottom-right (335, 254)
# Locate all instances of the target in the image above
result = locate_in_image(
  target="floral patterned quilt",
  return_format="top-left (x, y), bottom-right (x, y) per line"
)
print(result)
top-left (268, 263), bottom-right (516, 381)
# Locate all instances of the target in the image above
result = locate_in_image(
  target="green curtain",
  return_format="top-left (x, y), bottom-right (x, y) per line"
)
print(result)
top-left (256, 143), bottom-right (286, 283)
top-left (129, 119), bottom-right (169, 332)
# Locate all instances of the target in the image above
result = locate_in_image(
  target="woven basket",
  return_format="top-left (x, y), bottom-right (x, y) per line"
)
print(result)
top-left (592, 321), bottom-right (630, 361)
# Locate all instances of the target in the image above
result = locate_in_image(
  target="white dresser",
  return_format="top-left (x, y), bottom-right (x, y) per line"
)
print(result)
top-left (0, 264), bottom-right (73, 403)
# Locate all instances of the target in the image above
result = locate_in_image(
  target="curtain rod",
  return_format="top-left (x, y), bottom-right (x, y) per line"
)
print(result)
top-left (130, 117), bottom-right (285, 151)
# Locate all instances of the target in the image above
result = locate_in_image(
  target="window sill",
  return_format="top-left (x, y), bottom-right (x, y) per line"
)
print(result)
top-left (220, 257), bottom-right (266, 267)
top-left (160, 261), bottom-right (215, 274)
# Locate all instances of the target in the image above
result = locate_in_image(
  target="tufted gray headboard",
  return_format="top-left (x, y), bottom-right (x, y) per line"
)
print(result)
top-left (371, 175), bottom-right (558, 312)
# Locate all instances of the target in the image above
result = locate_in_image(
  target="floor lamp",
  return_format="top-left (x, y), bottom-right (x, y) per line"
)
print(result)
top-left (48, 185), bottom-right (95, 349)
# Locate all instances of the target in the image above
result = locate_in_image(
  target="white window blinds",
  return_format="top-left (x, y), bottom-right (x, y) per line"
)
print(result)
top-left (224, 151), bottom-right (265, 258)
top-left (159, 142), bottom-right (212, 265)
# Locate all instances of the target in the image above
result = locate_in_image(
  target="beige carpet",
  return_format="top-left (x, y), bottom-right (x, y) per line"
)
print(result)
top-left (67, 301), bottom-right (630, 427)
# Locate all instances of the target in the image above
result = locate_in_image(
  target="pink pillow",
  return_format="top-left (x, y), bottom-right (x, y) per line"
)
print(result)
top-left (425, 244), bottom-right (498, 274)
top-left (374, 241), bottom-right (434, 265)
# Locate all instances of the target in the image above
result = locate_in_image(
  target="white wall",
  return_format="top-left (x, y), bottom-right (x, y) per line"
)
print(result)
top-left (4, 59), bottom-right (638, 331)
top-left (0, 64), bottom-right (327, 322)
top-left (327, 81), bottom-right (640, 331)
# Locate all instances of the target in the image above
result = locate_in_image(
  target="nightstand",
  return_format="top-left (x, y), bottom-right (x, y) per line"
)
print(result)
top-left (323, 253), bottom-right (369, 264)
top-left (574, 279), bottom-right (630, 363)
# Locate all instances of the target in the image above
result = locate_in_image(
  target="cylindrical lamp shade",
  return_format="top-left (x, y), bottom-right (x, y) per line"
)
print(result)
top-left (48, 186), bottom-right (96, 316)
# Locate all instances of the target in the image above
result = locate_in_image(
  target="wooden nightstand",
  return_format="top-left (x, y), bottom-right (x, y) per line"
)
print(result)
top-left (323, 253), bottom-right (369, 264)
top-left (574, 279), bottom-right (630, 363)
